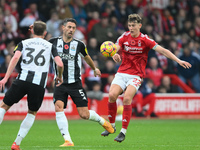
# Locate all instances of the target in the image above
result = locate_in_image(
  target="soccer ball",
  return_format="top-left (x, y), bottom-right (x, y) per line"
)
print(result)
top-left (100, 41), bottom-right (117, 57)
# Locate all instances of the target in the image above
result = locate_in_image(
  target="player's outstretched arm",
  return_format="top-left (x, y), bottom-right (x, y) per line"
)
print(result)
top-left (155, 45), bottom-right (192, 69)
top-left (0, 51), bottom-right (21, 91)
top-left (54, 56), bottom-right (64, 86)
top-left (84, 55), bottom-right (101, 77)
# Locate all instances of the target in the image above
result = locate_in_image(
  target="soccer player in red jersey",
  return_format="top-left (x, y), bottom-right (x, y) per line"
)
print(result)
top-left (101, 14), bottom-right (192, 142)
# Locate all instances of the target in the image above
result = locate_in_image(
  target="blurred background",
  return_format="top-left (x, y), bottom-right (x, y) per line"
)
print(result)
top-left (0, 0), bottom-right (200, 119)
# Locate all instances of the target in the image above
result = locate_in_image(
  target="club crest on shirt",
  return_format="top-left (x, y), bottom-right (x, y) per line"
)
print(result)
top-left (138, 40), bottom-right (141, 46)
top-left (70, 45), bottom-right (76, 51)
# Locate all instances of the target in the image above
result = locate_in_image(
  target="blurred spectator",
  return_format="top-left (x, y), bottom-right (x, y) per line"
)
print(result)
top-left (132, 78), bottom-right (158, 117)
top-left (87, 37), bottom-right (99, 58)
top-left (101, 59), bottom-right (116, 90)
top-left (37, 0), bottom-right (56, 20)
top-left (74, 27), bottom-right (86, 44)
top-left (148, 8), bottom-right (163, 37)
top-left (157, 75), bottom-right (179, 93)
top-left (69, 0), bottom-right (87, 28)
top-left (84, 0), bottom-right (100, 21)
top-left (102, 59), bottom-right (116, 74)
top-left (0, 54), bottom-right (12, 73)
top-left (46, 11), bottom-right (61, 37)
top-left (115, 0), bottom-right (129, 25)
top-left (19, 8), bottom-right (35, 37)
top-left (182, 20), bottom-right (192, 35)
top-left (87, 82), bottom-right (103, 101)
top-left (0, 24), bottom-right (6, 51)
top-left (110, 16), bottom-right (125, 37)
top-left (127, 0), bottom-right (140, 15)
top-left (177, 45), bottom-right (200, 93)
top-left (156, 85), bottom-right (167, 93)
top-left (29, 2), bottom-right (46, 21)
top-left (176, 8), bottom-right (187, 32)
top-left (3, 39), bottom-right (15, 56)
top-left (4, 5), bottom-right (17, 32)
top-left (104, 74), bottom-right (114, 93)
top-left (188, 4), bottom-right (200, 22)
top-left (4, 22), bottom-right (18, 40)
top-left (55, 0), bottom-right (72, 20)
top-left (146, 57), bottom-right (163, 87)
top-left (89, 12), bottom-right (117, 47)
top-left (194, 16), bottom-right (200, 38)
top-left (167, 0), bottom-right (178, 18)
top-left (162, 9), bottom-right (176, 34)
top-left (87, 11), bottom-right (100, 34)
top-left (100, 0), bottom-right (116, 15)
top-left (85, 59), bottom-right (101, 90)
top-left (10, 1), bottom-right (19, 22)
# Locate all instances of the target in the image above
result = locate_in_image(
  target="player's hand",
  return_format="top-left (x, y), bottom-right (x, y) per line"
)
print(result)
top-left (0, 78), bottom-right (8, 92)
top-left (29, 24), bottom-right (34, 34)
top-left (55, 77), bottom-right (63, 87)
top-left (94, 68), bottom-right (101, 77)
top-left (178, 60), bottom-right (192, 69)
top-left (112, 53), bottom-right (121, 62)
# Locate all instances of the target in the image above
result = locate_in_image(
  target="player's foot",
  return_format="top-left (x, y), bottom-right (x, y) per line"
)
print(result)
top-left (59, 140), bottom-right (74, 147)
top-left (101, 126), bottom-right (116, 136)
top-left (11, 142), bottom-right (20, 150)
top-left (114, 132), bottom-right (125, 143)
top-left (102, 119), bottom-right (115, 133)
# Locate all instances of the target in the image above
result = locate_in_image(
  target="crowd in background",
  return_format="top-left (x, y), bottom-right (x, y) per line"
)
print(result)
top-left (0, 0), bottom-right (200, 94)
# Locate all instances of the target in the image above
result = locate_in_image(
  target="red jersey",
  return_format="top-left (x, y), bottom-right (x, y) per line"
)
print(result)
top-left (116, 32), bottom-right (158, 78)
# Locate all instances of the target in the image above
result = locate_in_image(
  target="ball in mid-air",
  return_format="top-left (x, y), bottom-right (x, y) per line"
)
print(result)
top-left (100, 41), bottom-right (117, 57)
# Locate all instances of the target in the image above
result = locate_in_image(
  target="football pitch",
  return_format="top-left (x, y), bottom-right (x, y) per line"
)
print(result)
top-left (0, 119), bottom-right (199, 150)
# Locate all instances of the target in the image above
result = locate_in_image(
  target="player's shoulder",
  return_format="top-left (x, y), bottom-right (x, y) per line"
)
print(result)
top-left (73, 38), bottom-right (86, 46)
top-left (140, 33), bottom-right (155, 42)
top-left (49, 36), bottom-right (62, 43)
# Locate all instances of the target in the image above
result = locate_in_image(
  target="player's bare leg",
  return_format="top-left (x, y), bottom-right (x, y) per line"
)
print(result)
top-left (114, 85), bottom-right (136, 142)
top-left (77, 107), bottom-right (114, 133)
top-left (101, 84), bottom-right (123, 136)
top-left (0, 102), bottom-right (10, 124)
top-left (55, 100), bottom-right (74, 147)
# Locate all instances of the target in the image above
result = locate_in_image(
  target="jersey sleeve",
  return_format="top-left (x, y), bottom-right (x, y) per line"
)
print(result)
top-left (51, 45), bottom-right (59, 57)
top-left (115, 32), bottom-right (125, 47)
top-left (79, 42), bottom-right (88, 57)
top-left (14, 42), bottom-right (23, 53)
top-left (144, 35), bottom-right (158, 50)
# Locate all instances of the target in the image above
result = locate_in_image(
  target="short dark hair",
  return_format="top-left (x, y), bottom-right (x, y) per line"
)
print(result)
top-left (62, 18), bottom-right (77, 26)
top-left (128, 14), bottom-right (142, 23)
top-left (33, 21), bottom-right (46, 35)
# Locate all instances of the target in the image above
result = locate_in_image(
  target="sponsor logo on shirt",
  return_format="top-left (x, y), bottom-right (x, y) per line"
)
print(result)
top-left (124, 45), bottom-right (143, 53)
top-left (58, 52), bottom-right (74, 60)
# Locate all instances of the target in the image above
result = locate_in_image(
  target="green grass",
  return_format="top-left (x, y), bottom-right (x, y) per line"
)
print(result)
top-left (0, 119), bottom-right (200, 150)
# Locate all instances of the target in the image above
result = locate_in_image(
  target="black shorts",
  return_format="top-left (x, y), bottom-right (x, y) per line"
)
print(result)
top-left (3, 80), bottom-right (45, 111)
top-left (53, 81), bottom-right (88, 108)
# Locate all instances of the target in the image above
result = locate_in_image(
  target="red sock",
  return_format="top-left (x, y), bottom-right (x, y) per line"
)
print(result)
top-left (108, 102), bottom-right (117, 123)
top-left (122, 105), bottom-right (132, 129)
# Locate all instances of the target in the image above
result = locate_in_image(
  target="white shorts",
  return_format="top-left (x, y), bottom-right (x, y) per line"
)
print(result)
top-left (111, 73), bottom-right (142, 91)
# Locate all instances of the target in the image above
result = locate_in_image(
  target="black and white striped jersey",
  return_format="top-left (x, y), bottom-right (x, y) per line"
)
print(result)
top-left (15, 37), bottom-right (58, 88)
top-left (49, 37), bottom-right (88, 84)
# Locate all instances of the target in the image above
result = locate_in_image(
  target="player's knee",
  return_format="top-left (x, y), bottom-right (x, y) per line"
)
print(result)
top-left (123, 96), bottom-right (132, 105)
top-left (108, 92), bottom-right (118, 102)
top-left (54, 102), bottom-right (64, 112)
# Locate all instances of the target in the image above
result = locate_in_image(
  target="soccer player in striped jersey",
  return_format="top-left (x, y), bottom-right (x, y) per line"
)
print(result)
top-left (0, 21), bottom-right (64, 150)
top-left (49, 18), bottom-right (114, 147)
top-left (101, 14), bottom-right (192, 142)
